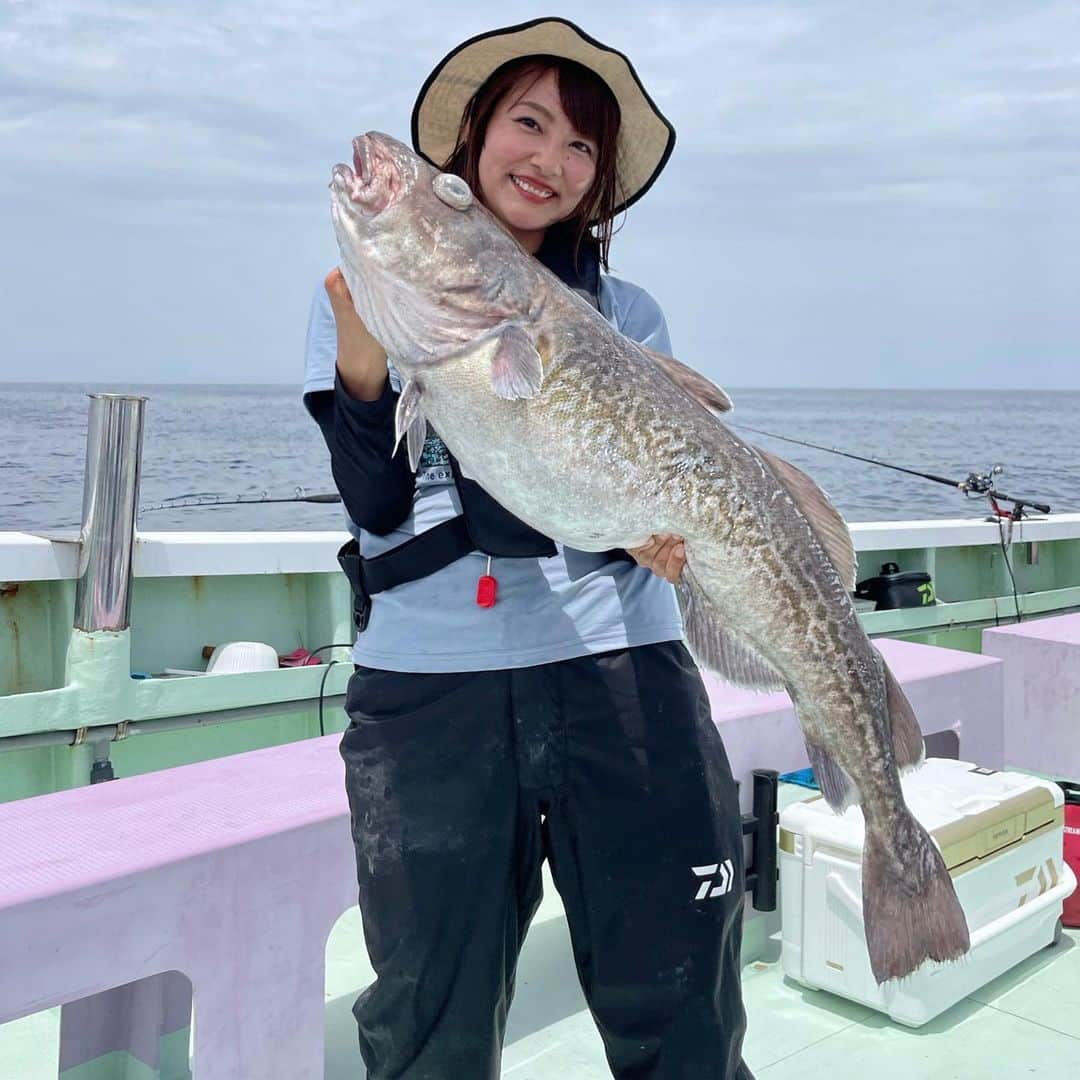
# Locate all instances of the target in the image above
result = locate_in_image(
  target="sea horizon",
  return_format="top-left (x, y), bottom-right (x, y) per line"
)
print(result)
top-left (3, 383), bottom-right (1077, 531)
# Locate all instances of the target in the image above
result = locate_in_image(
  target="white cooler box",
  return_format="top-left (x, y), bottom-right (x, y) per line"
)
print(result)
top-left (779, 757), bottom-right (1076, 1027)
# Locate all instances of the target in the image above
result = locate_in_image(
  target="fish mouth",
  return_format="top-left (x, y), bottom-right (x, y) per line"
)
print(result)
top-left (330, 134), bottom-right (403, 218)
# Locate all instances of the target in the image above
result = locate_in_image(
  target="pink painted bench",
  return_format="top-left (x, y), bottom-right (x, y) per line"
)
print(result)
top-left (0, 637), bottom-right (1006, 1077)
top-left (983, 612), bottom-right (1080, 780)
top-left (0, 735), bottom-right (356, 1080)
top-left (704, 637), bottom-right (1006, 814)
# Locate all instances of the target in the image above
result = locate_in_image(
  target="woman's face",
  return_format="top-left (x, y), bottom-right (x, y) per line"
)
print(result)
top-left (476, 68), bottom-right (599, 253)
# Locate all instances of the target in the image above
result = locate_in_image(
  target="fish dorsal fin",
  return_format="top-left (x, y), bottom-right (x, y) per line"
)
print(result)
top-left (638, 345), bottom-right (734, 414)
top-left (491, 325), bottom-right (544, 400)
top-left (757, 449), bottom-right (856, 592)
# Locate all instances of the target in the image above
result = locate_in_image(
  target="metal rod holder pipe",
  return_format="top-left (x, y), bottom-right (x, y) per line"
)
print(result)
top-left (741, 768), bottom-right (779, 911)
top-left (74, 394), bottom-right (147, 632)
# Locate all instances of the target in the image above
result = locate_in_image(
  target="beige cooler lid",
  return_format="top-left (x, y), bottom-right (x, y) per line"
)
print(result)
top-left (933, 786), bottom-right (1062, 876)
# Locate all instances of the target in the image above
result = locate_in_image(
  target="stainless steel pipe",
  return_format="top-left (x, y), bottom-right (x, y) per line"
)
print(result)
top-left (74, 394), bottom-right (147, 631)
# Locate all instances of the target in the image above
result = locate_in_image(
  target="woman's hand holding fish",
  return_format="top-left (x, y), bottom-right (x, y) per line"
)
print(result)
top-left (627, 534), bottom-right (686, 583)
top-left (324, 268), bottom-right (389, 402)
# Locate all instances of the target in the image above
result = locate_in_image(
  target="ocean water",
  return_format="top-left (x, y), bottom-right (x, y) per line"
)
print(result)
top-left (1, 383), bottom-right (1077, 533)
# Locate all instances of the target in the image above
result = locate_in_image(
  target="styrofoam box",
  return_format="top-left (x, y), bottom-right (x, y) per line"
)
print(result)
top-left (779, 757), bottom-right (1076, 1026)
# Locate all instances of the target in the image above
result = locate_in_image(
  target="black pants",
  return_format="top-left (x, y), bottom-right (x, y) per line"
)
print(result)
top-left (340, 641), bottom-right (754, 1080)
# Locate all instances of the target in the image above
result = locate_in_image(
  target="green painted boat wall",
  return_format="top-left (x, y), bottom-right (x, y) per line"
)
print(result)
top-left (855, 539), bottom-right (1080, 650)
top-left (0, 569), bottom-right (354, 805)
top-left (0, 580), bottom-right (73, 696)
top-left (856, 538), bottom-right (1066, 604)
top-left (127, 572), bottom-right (344, 678)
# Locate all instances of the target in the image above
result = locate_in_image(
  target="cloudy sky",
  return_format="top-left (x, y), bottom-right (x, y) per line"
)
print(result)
top-left (1, 1), bottom-right (1077, 389)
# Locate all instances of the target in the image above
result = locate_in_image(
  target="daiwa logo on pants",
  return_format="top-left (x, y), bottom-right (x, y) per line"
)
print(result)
top-left (692, 859), bottom-right (734, 900)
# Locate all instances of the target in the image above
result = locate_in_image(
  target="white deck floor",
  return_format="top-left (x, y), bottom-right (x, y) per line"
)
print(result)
top-left (324, 908), bottom-right (1080, 1078)
top-left (3, 897), bottom-right (1076, 1078)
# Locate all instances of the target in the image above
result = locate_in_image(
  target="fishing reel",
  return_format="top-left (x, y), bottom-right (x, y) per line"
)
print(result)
top-left (959, 464), bottom-right (1003, 499)
top-left (959, 464), bottom-right (1050, 522)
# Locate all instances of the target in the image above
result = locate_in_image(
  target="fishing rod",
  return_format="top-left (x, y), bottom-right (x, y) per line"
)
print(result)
top-left (141, 488), bottom-right (342, 513)
top-left (726, 422), bottom-right (1052, 520)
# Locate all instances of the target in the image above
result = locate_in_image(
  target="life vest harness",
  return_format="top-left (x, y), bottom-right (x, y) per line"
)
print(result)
top-left (337, 449), bottom-right (558, 632)
top-left (339, 519), bottom-right (470, 634)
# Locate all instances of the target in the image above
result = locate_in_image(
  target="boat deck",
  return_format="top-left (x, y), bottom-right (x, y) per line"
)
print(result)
top-left (493, 922), bottom-right (1080, 1079)
top-left (485, 925), bottom-right (1080, 1078)
top-left (4, 915), bottom-right (1076, 1078)
top-left (736, 926), bottom-right (1079, 1078)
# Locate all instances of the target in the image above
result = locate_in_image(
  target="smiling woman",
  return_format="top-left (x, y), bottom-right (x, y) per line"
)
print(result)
top-left (303, 16), bottom-right (753, 1080)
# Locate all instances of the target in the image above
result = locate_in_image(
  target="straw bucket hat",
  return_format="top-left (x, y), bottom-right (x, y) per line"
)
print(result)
top-left (411, 16), bottom-right (676, 216)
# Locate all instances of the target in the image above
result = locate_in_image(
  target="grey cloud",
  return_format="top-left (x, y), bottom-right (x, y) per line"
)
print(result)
top-left (1, 0), bottom-right (1077, 388)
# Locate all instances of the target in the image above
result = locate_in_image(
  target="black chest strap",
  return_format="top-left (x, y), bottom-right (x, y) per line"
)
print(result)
top-left (337, 516), bottom-right (475, 631)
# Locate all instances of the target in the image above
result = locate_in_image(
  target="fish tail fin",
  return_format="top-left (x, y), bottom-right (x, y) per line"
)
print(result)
top-left (862, 812), bottom-right (970, 983)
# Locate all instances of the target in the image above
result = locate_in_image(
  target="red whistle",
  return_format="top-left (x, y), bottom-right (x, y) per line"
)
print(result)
top-left (477, 575), bottom-right (497, 608)
top-left (477, 556), bottom-right (497, 608)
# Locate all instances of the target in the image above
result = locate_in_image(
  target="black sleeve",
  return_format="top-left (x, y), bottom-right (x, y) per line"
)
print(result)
top-left (303, 375), bottom-right (416, 535)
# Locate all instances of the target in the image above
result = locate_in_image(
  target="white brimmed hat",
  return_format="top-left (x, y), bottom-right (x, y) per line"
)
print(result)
top-left (411, 16), bottom-right (676, 215)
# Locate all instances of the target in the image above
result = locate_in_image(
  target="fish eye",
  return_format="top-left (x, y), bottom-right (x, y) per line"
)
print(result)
top-left (433, 172), bottom-right (473, 210)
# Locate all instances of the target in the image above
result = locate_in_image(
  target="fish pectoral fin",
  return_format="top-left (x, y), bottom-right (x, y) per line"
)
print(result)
top-left (757, 448), bottom-right (857, 592)
top-left (804, 740), bottom-right (860, 812)
top-left (638, 345), bottom-right (734, 414)
top-left (675, 569), bottom-right (786, 691)
top-left (490, 325), bottom-right (544, 400)
top-left (394, 379), bottom-right (428, 472)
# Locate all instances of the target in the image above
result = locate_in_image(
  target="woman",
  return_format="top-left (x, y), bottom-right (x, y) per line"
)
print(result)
top-left (304, 17), bottom-right (753, 1080)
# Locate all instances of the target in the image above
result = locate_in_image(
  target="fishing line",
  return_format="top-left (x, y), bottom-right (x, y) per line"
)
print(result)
top-left (726, 422), bottom-right (964, 490)
top-left (994, 519), bottom-right (1023, 624)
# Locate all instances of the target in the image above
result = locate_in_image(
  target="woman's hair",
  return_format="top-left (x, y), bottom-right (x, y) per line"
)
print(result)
top-left (440, 55), bottom-right (624, 270)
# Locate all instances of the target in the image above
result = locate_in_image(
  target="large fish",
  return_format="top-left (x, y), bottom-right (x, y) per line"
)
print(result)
top-left (329, 132), bottom-right (970, 983)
